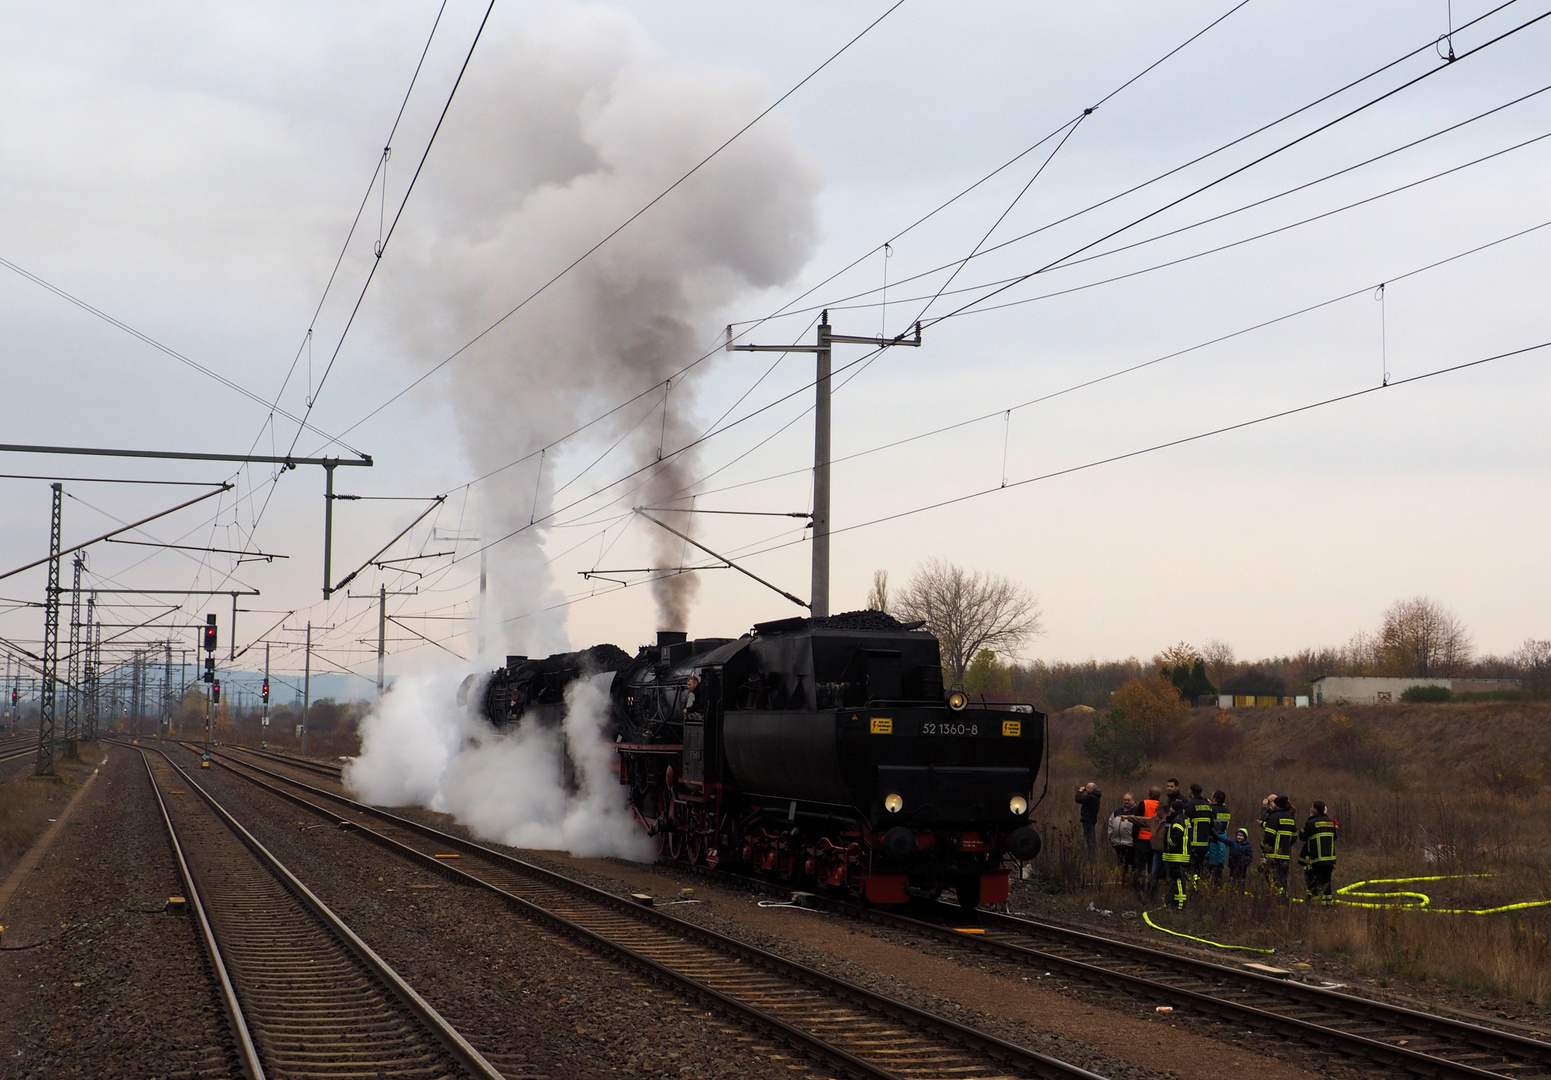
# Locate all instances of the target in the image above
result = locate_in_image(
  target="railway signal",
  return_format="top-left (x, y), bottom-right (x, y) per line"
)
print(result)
top-left (202, 614), bottom-right (216, 755)
top-left (260, 642), bottom-right (270, 748)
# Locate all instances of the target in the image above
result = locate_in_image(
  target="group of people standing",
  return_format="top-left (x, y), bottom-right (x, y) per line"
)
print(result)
top-left (1075, 780), bottom-right (1339, 909)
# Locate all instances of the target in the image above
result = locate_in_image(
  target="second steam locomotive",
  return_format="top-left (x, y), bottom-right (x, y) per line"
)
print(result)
top-left (465, 610), bottom-right (1044, 907)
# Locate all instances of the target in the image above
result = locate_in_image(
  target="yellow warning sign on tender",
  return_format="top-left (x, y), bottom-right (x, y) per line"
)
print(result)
top-left (870, 717), bottom-right (893, 735)
top-left (1002, 720), bottom-right (1022, 737)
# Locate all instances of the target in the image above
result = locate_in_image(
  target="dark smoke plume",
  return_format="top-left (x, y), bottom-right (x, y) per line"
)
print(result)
top-left (390, 3), bottom-right (820, 650)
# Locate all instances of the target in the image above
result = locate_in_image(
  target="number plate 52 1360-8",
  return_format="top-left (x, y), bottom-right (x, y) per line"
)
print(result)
top-left (919, 722), bottom-right (980, 736)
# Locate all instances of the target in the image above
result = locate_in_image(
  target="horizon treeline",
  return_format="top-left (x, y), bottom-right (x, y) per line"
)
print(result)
top-left (963, 596), bottom-right (1550, 711)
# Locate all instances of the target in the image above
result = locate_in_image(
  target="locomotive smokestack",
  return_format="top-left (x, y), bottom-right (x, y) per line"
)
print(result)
top-left (656, 631), bottom-right (688, 649)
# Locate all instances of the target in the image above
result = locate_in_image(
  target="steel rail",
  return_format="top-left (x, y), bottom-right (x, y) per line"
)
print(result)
top-left (819, 900), bottom-right (1548, 1080)
top-left (204, 744), bottom-right (1109, 1080)
top-left (225, 742), bottom-right (343, 779)
top-left (143, 745), bottom-right (504, 1080)
top-left (672, 850), bottom-right (1551, 1080)
top-left (135, 748), bottom-right (265, 1080)
top-left (979, 907), bottom-right (1551, 1070)
top-left (166, 742), bottom-right (1551, 1078)
top-left (232, 740), bottom-right (1551, 1076)
top-left (0, 737), bottom-right (68, 768)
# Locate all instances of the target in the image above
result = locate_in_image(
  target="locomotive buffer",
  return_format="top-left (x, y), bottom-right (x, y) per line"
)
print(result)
top-left (727, 313), bottom-right (922, 618)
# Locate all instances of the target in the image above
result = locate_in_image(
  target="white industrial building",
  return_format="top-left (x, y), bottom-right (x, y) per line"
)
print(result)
top-left (1311, 676), bottom-right (1519, 705)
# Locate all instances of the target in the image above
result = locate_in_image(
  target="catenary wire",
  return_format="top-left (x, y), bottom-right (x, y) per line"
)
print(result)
top-left (499, 336), bottom-right (1551, 627)
top-left (0, 254), bottom-right (362, 455)
top-left (663, 211), bottom-right (1551, 507)
top-left (732, 0), bottom-right (1524, 336)
top-left (291, 8), bottom-right (1526, 645)
top-left (314, 0), bottom-right (912, 453)
top-left (255, 1), bottom-right (450, 450)
top-left (319, 0), bottom-right (1255, 471)
top-left (283, 0), bottom-right (496, 453)
top-left (924, 5), bottom-right (1551, 326)
top-left (762, 76), bottom-right (1551, 323)
top-left (324, 0), bottom-right (1515, 535)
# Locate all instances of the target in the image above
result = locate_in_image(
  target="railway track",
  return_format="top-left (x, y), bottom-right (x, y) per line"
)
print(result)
top-left (0, 736), bottom-right (70, 766)
top-left (666, 853), bottom-right (1551, 1080)
top-left (202, 743), bottom-right (1109, 1080)
top-left (817, 897), bottom-right (1551, 1080)
top-left (217, 741), bottom-right (1551, 1078)
top-left (137, 745), bottom-right (504, 1080)
top-left (226, 742), bottom-right (345, 780)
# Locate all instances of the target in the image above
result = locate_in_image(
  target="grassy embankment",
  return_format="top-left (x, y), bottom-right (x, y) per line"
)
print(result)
top-left (0, 750), bottom-right (99, 885)
top-left (1027, 702), bottom-right (1551, 1005)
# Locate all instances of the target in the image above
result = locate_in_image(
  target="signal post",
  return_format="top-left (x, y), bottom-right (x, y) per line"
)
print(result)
top-left (728, 313), bottom-right (921, 616)
top-left (201, 613), bottom-right (217, 768)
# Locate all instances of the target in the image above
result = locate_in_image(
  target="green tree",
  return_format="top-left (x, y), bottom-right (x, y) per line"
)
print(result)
top-left (1084, 705), bottom-right (1149, 778)
top-left (962, 649), bottom-right (1011, 698)
top-left (1162, 657), bottom-right (1216, 702)
top-left (1108, 676), bottom-right (1189, 756)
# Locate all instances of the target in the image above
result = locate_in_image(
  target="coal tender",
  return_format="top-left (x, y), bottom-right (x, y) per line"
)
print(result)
top-left (470, 610), bottom-right (1044, 907)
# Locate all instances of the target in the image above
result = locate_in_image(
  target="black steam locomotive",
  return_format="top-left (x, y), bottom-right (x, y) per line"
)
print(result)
top-left (466, 610), bottom-right (1044, 907)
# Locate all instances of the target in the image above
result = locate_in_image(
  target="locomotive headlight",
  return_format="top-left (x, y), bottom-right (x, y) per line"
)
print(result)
top-left (1009, 795), bottom-right (1028, 816)
top-left (946, 690), bottom-right (968, 711)
top-left (884, 792), bottom-right (905, 814)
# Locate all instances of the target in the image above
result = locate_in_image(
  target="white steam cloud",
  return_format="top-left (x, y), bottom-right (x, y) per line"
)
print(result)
top-left (345, 666), bottom-right (653, 861)
top-left (360, 4), bottom-right (819, 860)
top-left (392, 2), bottom-right (822, 649)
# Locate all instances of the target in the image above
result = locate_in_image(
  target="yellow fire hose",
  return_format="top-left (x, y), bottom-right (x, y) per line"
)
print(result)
top-left (1335, 874), bottom-right (1551, 914)
top-left (1141, 873), bottom-right (1551, 953)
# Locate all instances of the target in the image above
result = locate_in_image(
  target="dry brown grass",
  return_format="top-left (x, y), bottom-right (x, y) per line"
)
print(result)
top-left (1030, 702), bottom-right (1551, 1004)
top-left (0, 757), bottom-right (97, 884)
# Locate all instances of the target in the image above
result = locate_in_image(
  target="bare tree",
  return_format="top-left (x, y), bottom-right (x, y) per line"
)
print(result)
top-left (894, 560), bottom-right (1042, 687)
top-left (1200, 639), bottom-right (1236, 684)
top-left (1379, 597), bottom-right (1473, 677)
top-left (866, 569), bottom-right (889, 613)
top-left (1515, 638), bottom-right (1551, 690)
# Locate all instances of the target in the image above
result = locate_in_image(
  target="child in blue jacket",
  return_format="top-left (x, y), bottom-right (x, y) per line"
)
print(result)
top-left (1226, 827), bottom-right (1254, 882)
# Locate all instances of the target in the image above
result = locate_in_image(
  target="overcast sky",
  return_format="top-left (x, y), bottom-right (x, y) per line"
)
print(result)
top-left (1, 0), bottom-right (1547, 691)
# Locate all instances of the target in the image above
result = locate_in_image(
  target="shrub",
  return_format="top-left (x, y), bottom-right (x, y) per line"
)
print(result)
top-left (1312, 713), bottom-right (1400, 781)
top-left (1084, 706), bottom-right (1149, 778)
top-left (1163, 657), bottom-right (1216, 702)
top-left (1190, 710), bottom-right (1243, 763)
top-left (1109, 676), bottom-right (1188, 756)
top-left (1454, 689), bottom-right (1521, 702)
top-left (1400, 684), bottom-right (1451, 703)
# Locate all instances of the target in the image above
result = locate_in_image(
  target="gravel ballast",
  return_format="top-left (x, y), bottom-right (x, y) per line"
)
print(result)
top-left (183, 745), bottom-right (816, 1080)
top-left (0, 744), bottom-right (234, 1079)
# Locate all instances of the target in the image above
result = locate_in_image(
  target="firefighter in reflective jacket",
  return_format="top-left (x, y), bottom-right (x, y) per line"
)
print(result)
top-left (1211, 790), bottom-right (1231, 839)
top-left (1260, 794), bottom-right (1298, 895)
top-left (1161, 804), bottom-right (1191, 910)
top-left (1185, 783), bottom-right (1213, 878)
top-left (1298, 800), bottom-right (1339, 903)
